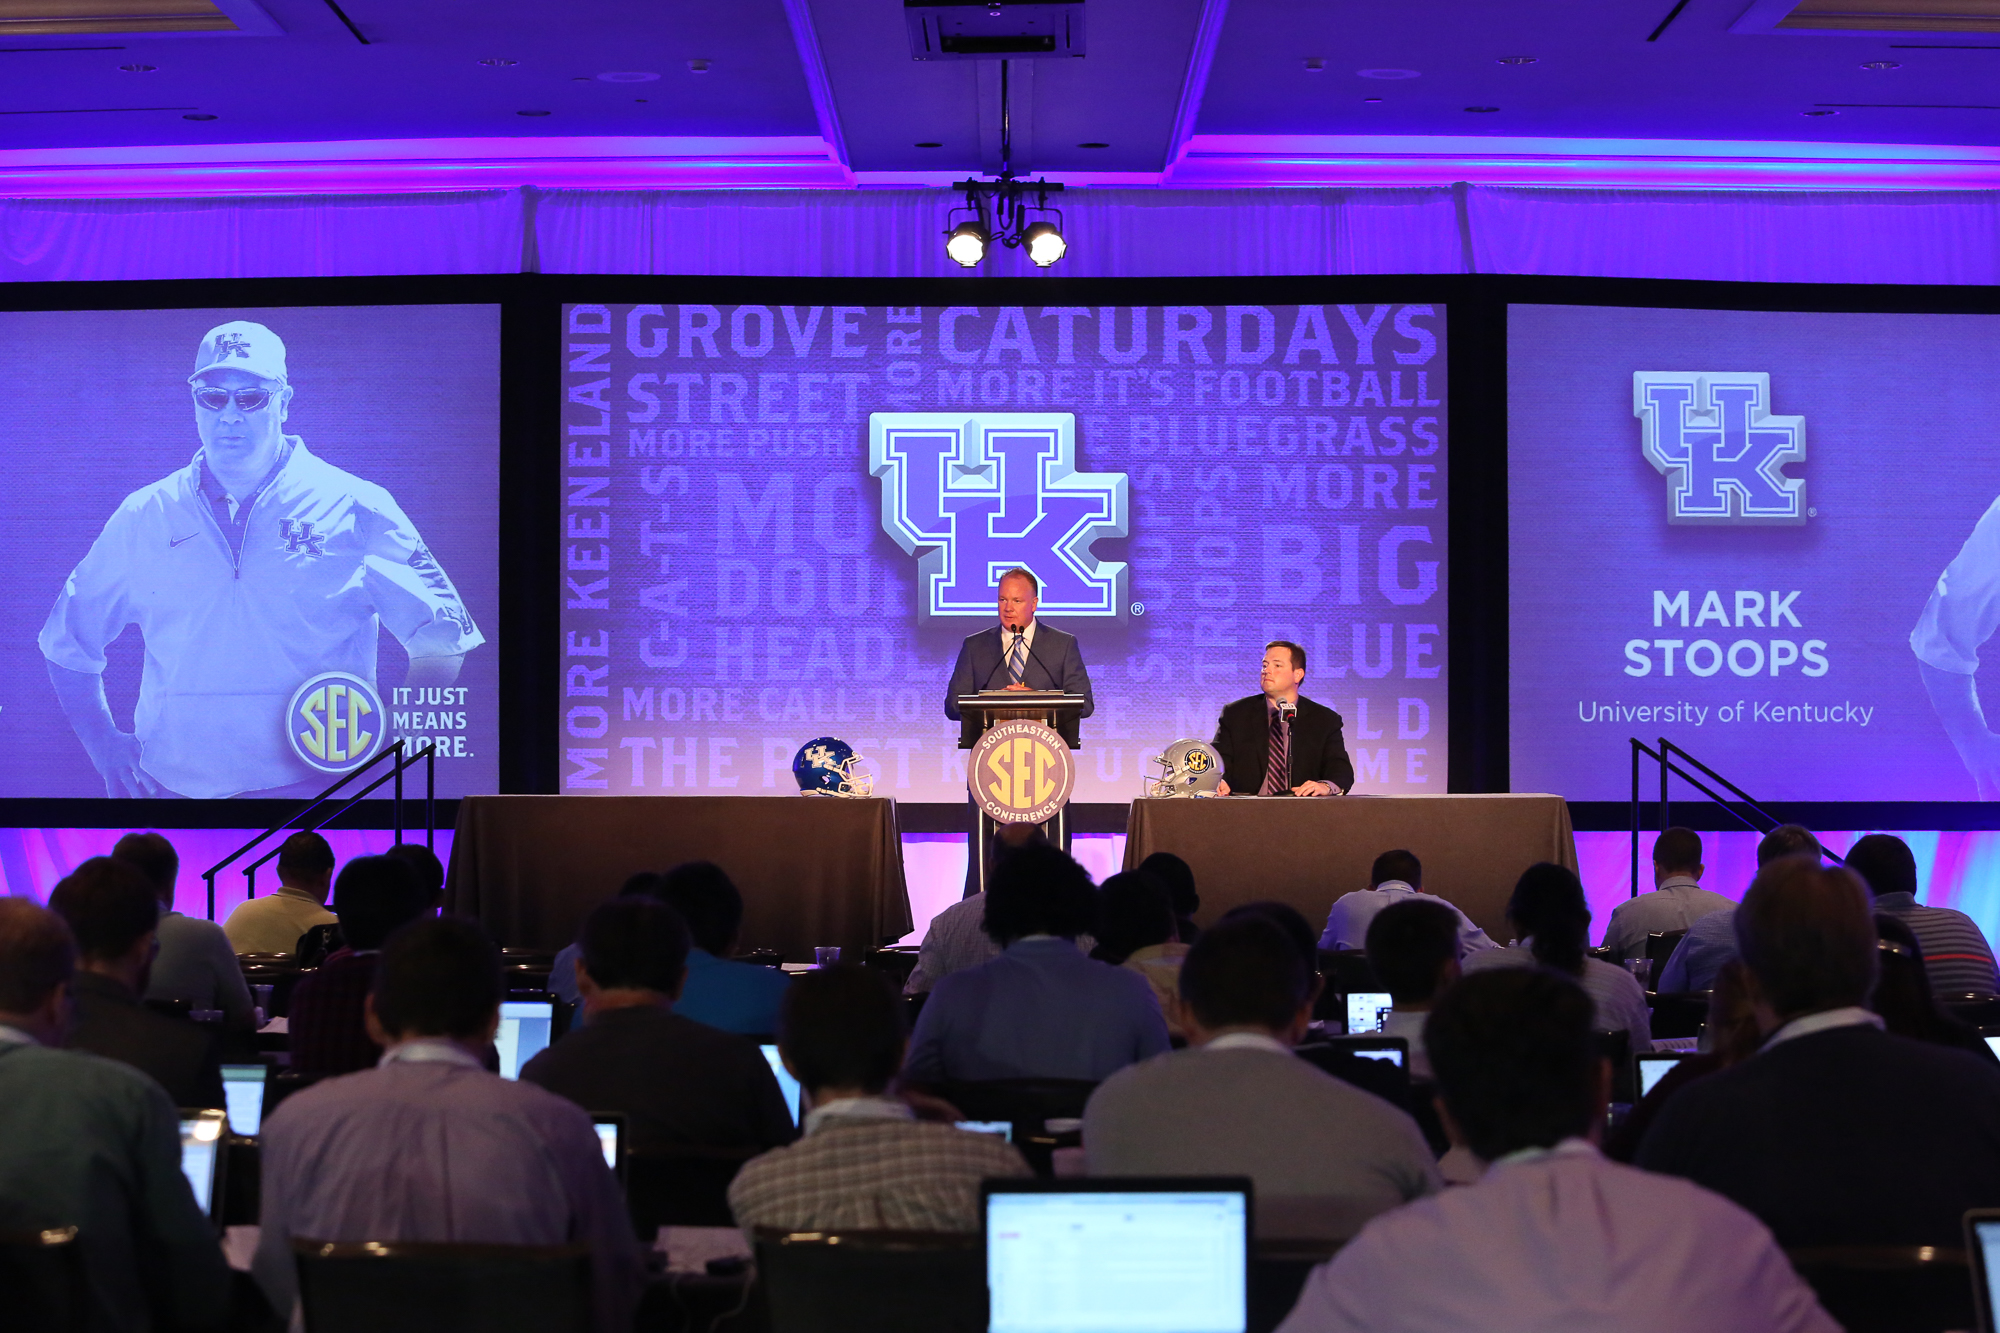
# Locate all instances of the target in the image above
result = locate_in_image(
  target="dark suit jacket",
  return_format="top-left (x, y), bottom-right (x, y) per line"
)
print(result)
top-left (943, 622), bottom-right (1095, 747)
top-left (520, 1003), bottom-right (796, 1155)
top-left (67, 970), bottom-right (225, 1109)
top-left (1636, 1024), bottom-right (2000, 1247)
top-left (1212, 694), bottom-right (1355, 795)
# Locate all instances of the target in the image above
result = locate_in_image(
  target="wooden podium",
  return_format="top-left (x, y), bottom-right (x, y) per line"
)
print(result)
top-left (957, 691), bottom-right (1087, 895)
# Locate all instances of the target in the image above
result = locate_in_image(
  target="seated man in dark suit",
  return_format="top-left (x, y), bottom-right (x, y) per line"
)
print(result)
top-left (942, 566), bottom-right (1094, 748)
top-left (1638, 856), bottom-right (2000, 1247)
top-left (0, 899), bottom-right (232, 1333)
top-left (523, 897), bottom-right (795, 1155)
top-left (47, 856), bottom-right (224, 1109)
top-left (1212, 641), bottom-right (1354, 796)
top-left (288, 855), bottom-right (430, 1075)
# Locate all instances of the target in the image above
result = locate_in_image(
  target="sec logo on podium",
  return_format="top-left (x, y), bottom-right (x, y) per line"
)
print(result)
top-left (970, 719), bottom-right (1076, 825)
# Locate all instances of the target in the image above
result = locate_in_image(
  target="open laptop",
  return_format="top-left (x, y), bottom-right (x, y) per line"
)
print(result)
top-left (178, 1109), bottom-right (228, 1224)
top-left (1635, 1051), bottom-right (1694, 1100)
top-left (984, 1178), bottom-right (1251, 1333)
top-left (220, 1063), bottom-right (268, 1137)
top-left (761, 1043), bottom-right (803, 1125)
top-left (592, 1113), bottom-right (627, 1188)
top-left (1344, 992), bottom-right (1394, 1036)
top-left (1968, 1209), bottom-right (2000, 1333)
top-left (495, 999), bottom-right (555, 1080)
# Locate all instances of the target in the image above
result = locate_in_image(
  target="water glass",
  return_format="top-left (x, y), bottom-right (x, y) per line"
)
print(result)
top-left (1625, 957), bottom-right (1653, 987)
top-left (814, 946), bottom-right (842, 968)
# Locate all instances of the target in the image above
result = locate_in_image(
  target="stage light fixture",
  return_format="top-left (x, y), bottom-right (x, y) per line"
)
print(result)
top-left (1022, 219), bottom-right (1065, 267)
top-left (946, 221), bottom-right (990, 267)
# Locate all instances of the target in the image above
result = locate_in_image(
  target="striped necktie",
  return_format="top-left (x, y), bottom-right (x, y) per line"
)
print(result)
top-left (1260, 705), bottom-right (1291, 796)
top-left (1007, 632), bottom-right (1027, 685)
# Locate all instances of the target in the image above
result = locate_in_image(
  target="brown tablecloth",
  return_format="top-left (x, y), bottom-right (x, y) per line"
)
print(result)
top-left (1121, 794), bottom-right (1578, 941)
top-left (446, 796), bottom-right (912, 959)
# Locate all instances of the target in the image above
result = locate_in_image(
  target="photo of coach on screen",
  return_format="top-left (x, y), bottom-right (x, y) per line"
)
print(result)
top-left (942, 567), bottom-right (1095, 749)
top-left (1212, 640), bottom-right (1354, 797)
top-left (38, 320), bottom-right (484, 800)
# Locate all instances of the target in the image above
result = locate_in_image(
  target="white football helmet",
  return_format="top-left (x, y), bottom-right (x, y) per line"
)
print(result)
top-left (1145, 738), bottom-right (1225, 798)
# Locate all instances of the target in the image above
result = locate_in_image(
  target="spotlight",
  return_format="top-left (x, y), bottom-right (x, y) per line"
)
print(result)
top-left (1022, 220), bottom-right (1066, 267)
top-left (946, 221), bottom-right (990, 267)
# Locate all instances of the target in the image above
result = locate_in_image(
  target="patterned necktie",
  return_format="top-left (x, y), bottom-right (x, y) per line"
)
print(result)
top-left (1260, 706), bottom-right (1290, 796)
top-left (1007, 632), bottom-right (1027, 685)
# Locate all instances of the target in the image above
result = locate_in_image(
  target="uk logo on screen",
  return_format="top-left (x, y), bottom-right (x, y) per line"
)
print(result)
top-left (869, 412), bottom-right (1129, 619)
top-left (1633, 372), bottom-right (1806, 525)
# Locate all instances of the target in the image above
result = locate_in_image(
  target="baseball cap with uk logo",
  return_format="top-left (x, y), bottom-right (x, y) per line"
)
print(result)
top-left (189, 321), bottom-right (289, 384)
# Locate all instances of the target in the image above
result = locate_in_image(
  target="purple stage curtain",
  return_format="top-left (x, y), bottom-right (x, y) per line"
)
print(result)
top-left (7, 183), bottom-right (1999, 284)
top-left (0, 189), bottom-right (525, 283)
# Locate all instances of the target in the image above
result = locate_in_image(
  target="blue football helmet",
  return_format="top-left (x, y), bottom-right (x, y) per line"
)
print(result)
top-left (792, 737), bottom-right (877, 798)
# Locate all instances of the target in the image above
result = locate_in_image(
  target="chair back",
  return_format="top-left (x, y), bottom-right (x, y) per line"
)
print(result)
top-left (1943, 994), bottom-right (2000, 1029)
top-left (0, 1226), bottom-right (86, 1333)
top-left (292, 1238), bottom-right (592, 1333)
top-left (1249, 1237), bottom-right (1343, 1333)
top-left (267, 1069), bottom-right (332, 1117)
top-left (753, 1228), bottom-right (982, 1333)
top-left (1647, 990), bottom-right (1709, 1040)
top-left (1593, 1029), bottom-right (1634, 1103)
top-left (931, 1079), bottom-right (1097, 1177)
top-left (1645, 930), bottom-right (1687, 973)
top-left (1786, 1245), bottom-right (1973, 1333)
top-left (862, 947), bottom-right (920, 989)
top-left (626, 1145), bottom-right (760, 1232)
top-left (238, 956), bottom-right (305, 1015)
top-left (1316, 949), bottom-right (1383, 998)
top-left (295, 924), bottom-right (346, 970)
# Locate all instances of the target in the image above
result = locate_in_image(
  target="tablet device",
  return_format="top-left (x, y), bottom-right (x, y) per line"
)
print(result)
top-left (495, 999), bottom-right (554, 1080)
top-left (178, 1109), bottom-right (227, 1221)
top-left (220, 1063), bottom-right (268, 1137)
top-left (592, 1113), bottom-right (627, 1187)
top-left (985, 1178), bottom-right (1250, 1333)
top-left (762, 1043), bottom-right (803, 1125)
top-left (1967, 1208), bottom-right (2000, 1333)
top-left (1344, 992), bottom-right (1393, 1035)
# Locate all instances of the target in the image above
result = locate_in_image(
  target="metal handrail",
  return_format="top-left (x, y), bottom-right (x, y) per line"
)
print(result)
top-left (1627, 736), bottom-right (1843, 899)
top-left (201, 739), bottom-right (436, 921)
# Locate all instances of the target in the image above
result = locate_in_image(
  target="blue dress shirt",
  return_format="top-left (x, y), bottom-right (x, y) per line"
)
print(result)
top-left (674, 948), bottom-right (792, 1036)
top-left (1657, 908), bottom-right (1739, 992)
top-left (903, 937), bottom-right (1171, 1084)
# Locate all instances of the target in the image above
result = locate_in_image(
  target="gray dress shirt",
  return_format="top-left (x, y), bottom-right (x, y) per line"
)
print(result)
top-left (253, 1042), bottom-right (640, 1333)
top-left (147, 910), bottom-right (256, 1027)
top-left (1601, 876), bottom-right (1738, 962)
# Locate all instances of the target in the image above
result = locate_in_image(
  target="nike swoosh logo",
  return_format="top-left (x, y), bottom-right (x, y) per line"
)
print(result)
top-left (169, 534), bottom-right (197, 547)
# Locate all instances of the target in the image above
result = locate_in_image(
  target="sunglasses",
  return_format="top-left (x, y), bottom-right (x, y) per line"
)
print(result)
top-left (192, 387), bottom-right (276, 412)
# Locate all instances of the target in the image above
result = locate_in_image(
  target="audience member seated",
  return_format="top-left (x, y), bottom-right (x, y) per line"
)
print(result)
top-left (522, 898), bottom-right (794, 1154)
top-left (1091, 870), bottom-right (1189, 1039)
top-left (1605, 961), bottom-right (1763, 1162)
top-left (287, 855), bottom-right (430, 1075)
top-left (1872, 914), bottom-right (1997, 1061)
top-left (1318, 850), bottom-right (1498, 956)
top-left (48, 856), bottom-right (225, 1108)
top-left (658, 861), bottom-right (791, 1035)
top-left (904, 845), bottom-right (1169, 1084)
top-left (113, 831), bottom-right (255, 1029)
top-left (222, 830), bottom-right (339, 955)
top-left (1278, 967), bottom-right (1836, 1333)
top-left (385, 841), bottom-right (448, 916)
top-left (1363, 899), bottom-right (1462, 1082)
top-left (1085, 915), bottom-right (1439, 1241)
top-left (1139, 850), bottom-right (1203, 945)
top-left (0, 900), bottom-right (233, 1333)
top-left (1601, 826), bottom-right (1736, 963)
top-left (729, 965), bottom-right (1029, 1233)
top-left (254, 917), bottom-right (638, 1333)
top-left (549, 872), bottom-right (669, 1006)
top-left (1637, 857), bottom-right (2000, 1248)
top-left (1465, 863), bottom-right (1652, 1054)
top-left (1847, 832), bottom-right (2000, 995)
top-left (1657, 824), bottom-right (1820, 992)
top-left (903, 826), bottom-right (1046, 995)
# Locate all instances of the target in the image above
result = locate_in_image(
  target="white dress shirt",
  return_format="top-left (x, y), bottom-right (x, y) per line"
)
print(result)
top-left (1377, 1010), bottom-right (1432, 1082)
top-left (1276, 1139), bottom-right (1838, 1333)
top-left (1762, 1005), bottom-right (1884, 1050)
top-left (1319, 882), bottom-right (1500, 955)
top-left (1601, 876), bottom-right (1738, 962)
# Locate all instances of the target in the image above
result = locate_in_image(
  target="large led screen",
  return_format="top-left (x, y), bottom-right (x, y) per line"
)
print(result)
top-left (561, 301), bottom-right (1449, 800)
top-left (0, 304), bottom-right (500, 799)
top-left (1510, 302), bottom-right (2000, 801)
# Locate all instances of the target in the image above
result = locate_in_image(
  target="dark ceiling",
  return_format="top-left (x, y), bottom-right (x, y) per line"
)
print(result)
top-left (2, 0), bottom-right (1997, 180)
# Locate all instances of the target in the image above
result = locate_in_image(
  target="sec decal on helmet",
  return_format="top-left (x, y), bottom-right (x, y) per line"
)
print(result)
top-left (1145, 738), bottom-right (1226, 798)
top-left (792, 737), bottom-right (877, 798)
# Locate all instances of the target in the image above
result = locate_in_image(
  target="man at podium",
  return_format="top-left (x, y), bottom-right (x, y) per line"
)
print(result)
top-left (943, 567), bottom-right (1094, 748)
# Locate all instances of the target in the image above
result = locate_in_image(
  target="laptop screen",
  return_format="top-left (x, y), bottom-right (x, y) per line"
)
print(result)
top-left (762, 1043), bottom-right (802, 1125)
top-left (1345, 992), bottom-right (1393, 1035)
top-left (220, 1064), bottom-right (267, 1137)
top-left (178, 1111), bottom-right (225, 1218)
top-left (986, 1187), bottom-right (1247, 1333)
top-left (1637, 1053), bottom-right (1686, 1099)
top-left (592, 1117), bottom-right (622, 1171)
top-left (495, 1001), bottom-right (554, 1080)
top-left (1975, 1215), bottom-right (2000, 1332)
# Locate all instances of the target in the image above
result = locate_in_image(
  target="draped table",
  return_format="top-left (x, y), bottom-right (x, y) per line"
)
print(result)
top-left (445, 796), bottom-right (912, 960)
top-left (1120, 794), bottom-right (1578, 940)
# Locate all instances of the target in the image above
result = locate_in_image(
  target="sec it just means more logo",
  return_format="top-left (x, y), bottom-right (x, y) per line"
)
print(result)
top-left (869, 412), bottom-right (1129, 621)
top-left (1633, 372), bottom-right (1806, 525)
